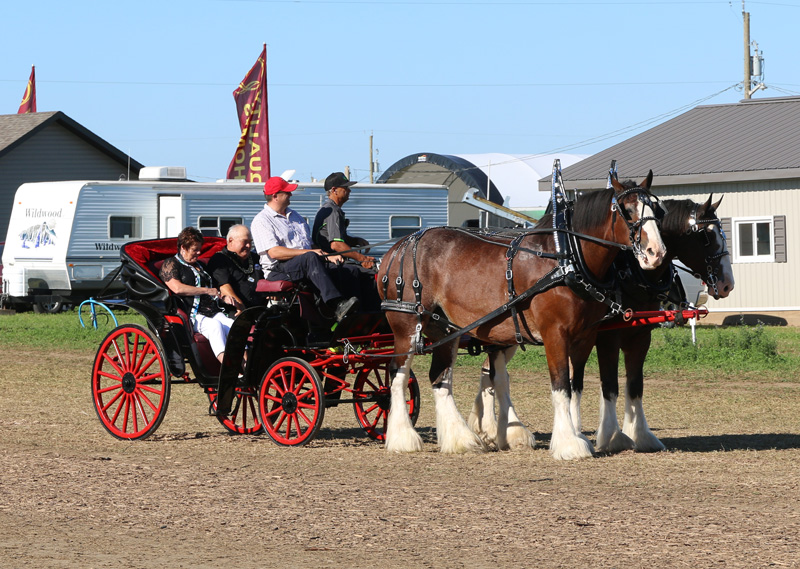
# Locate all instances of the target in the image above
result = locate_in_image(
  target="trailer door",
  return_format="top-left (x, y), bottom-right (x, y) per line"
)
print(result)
top-left (158, 195), bottom-right (182, 238)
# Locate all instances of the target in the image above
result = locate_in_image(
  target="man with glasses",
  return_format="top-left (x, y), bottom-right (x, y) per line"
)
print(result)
top-left (250, 176), bottom-right (360, 322)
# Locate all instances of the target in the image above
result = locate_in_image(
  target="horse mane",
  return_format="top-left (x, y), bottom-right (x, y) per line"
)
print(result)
top-left (571, 187), bottom-right (615, 232)
top-left (659, 198), bottom-right (719, 237)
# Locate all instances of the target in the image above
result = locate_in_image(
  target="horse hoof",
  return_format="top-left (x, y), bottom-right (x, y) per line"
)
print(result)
top-left (596, 429), bottom-right (635, 454)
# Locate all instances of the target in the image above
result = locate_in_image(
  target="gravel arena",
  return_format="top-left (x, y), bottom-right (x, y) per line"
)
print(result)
top-left (1, 346), bottom-right (799, 568)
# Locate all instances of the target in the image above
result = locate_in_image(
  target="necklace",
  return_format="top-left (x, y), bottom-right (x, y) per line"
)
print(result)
top-left (225, 249), bottom-right (255, 275)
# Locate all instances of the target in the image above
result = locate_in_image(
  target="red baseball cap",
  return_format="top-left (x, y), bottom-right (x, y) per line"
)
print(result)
top-left (264, 177), bottom-right (299, 196)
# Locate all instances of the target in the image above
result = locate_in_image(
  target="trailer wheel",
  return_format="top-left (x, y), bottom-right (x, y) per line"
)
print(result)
top-left (353, 366), bottom-right (420, 442)
top-left (258, 357), bottom-right (324, 446)
top-left (91, 324), bottom-right (170, 440)
top-left (208, 387), bottom-right (263, 435)
top-left (33, 297), bottom-right (64, 314)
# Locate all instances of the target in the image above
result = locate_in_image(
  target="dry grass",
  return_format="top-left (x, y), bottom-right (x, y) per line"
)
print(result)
top-left (1, 348), bottom-right (799, 568)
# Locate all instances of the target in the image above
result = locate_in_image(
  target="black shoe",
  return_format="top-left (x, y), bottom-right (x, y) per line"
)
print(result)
top-left (334, 296), bottom-right (360, 322)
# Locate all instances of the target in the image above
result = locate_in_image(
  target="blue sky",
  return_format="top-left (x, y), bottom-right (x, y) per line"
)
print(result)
top-left (2, 0), bottom-right (799, 184)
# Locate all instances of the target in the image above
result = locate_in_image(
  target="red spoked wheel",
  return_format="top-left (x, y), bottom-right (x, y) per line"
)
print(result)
top-left (258, 358), bottom-right (324, 446)
top-left (208, 387), bottom-right (263, 435)
top-left (91, 324), bottom-right (170, 440)
top-left (353, 366), bottom-right (420, 442)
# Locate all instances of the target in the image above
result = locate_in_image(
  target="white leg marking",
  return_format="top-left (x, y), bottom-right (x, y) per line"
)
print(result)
top-left (622, 395), bottom-right (665, 452)
top-left (384, 354), bottom-right (424, 453)
top-left (595, 392), bottom-right (634, 454)
top-left (492, 348), bottom-right (534, 451)
top-left (569, 390), bottom-right (582, 432)
top-left (468, 367), bottom-right (498, 447)
top-left (434, 368), bottom-right (486, 454)
top-left (549, 389), bottom-right (594, 460)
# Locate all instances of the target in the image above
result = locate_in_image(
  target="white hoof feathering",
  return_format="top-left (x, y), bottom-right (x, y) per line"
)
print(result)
top-left (595, 393), bottom-right (635, 454)
top-left (491, 356), bottom-right (534, 451)
top-left (622, 396), bottom-right (666, 453)
top-left (384, 365), bottom-right (423, 453)
top-left (549, 390), bottom-right (594, 460)
top-left (434, 370), bottom-right (486, 454)
top-left (467, 368), bottom-right (498, 446)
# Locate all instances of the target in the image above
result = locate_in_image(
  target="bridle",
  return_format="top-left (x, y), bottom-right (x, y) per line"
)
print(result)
top-left (610, 186), bottom-right (663, 264)
top-left (684, 203), bottom-right (730, 298)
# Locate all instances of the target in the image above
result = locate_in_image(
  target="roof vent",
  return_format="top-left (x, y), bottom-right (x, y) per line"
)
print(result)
top-left (139, 166), bottom-right (187, 181)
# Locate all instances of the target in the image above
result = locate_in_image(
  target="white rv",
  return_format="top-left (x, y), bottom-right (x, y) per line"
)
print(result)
top-left (1, 171), bottom-right (448, 312)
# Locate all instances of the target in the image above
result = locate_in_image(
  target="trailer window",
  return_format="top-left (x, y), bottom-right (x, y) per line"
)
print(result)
top-left (198, 216), bottom-right (243, 237)
top-left (109, 216), bottom-right (142, 239)
top-left (390, 216), bottom-right (422, 239)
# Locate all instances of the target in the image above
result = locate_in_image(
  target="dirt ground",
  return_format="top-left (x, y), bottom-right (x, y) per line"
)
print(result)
top-left (1, 348), bottom-right (799, 569)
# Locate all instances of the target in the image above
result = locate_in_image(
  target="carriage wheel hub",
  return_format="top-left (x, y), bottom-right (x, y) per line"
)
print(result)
top-left (122, 372), bottom-right (137, 394)
top-left (281, 393), bottom-right (298, 413)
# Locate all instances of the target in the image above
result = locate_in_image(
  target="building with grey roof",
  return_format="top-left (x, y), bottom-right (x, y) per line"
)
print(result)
top-left (0, 111), bottom-right (143, 245)
top-left (539, 96), bottom-right (800, 321)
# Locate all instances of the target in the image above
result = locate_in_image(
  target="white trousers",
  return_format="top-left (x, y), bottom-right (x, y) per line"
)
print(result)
top-left (194, 312), bottom-right (235, 358)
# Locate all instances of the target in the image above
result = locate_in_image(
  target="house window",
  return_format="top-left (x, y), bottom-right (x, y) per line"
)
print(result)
top-left (733, 217), bottom-right (774, 263)
top-left (390, 215), bottom-right (422, 239)
top-left (197, 216), bottom-right (243, 237)
top-left (109, 216), bottom-right (142, 239)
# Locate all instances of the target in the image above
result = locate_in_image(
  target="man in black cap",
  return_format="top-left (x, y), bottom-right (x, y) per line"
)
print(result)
top-left (312, 172), bottom-right (375, 270)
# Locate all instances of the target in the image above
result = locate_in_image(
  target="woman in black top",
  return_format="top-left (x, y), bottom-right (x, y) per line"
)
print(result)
top-left (159, 227), bottom-right (236, 363)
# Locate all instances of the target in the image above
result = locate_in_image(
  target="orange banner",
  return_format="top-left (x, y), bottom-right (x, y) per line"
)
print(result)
top-left (226, 45), bottom-right (270, 182)
top-left (18, 66), bottom-right (36, 114)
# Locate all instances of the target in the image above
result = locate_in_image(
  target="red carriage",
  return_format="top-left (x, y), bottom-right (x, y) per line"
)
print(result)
top-left (90, 237), bottom-right (420, 445)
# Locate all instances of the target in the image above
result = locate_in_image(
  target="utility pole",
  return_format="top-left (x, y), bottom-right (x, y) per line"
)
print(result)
top-left (743, 2), bottom-right (751, 99)
top-left (743, 1), bottom-right (766, 99)
top-left (369, 132), bottom-right (374, 183)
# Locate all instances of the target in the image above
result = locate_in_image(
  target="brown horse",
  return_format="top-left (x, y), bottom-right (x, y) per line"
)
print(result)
top-left (593, 195), bottom-right (734, 452)
top-left (378, 173), bottom-right (666, 459)
top-left (468, 195), bottom-right (734, 456)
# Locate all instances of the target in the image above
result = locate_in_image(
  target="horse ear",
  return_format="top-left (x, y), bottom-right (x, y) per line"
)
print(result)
top-left (711, 194), bottom-right (723, 213)
top-left (642, 170), bottom-right (653, 190)
top-left (610, 176), bottom-right (624, 192)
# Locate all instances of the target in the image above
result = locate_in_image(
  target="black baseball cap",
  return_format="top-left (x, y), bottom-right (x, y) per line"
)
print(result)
top-left (324, 172), bottom-right (357, 192)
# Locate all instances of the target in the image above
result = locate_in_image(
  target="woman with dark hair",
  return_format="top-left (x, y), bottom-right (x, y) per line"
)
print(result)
top-left (159, 227), bottom-right (236, 363)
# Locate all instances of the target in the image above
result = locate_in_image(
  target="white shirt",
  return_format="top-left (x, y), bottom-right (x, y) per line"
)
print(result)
top-left (251, 204), bottom-right (312, 272)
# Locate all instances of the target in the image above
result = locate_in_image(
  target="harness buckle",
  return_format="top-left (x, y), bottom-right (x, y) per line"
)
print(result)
top-left (505, 269), bottom-right (513, 281)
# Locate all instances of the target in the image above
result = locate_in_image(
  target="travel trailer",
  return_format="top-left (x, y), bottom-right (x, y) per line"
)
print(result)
top-left (1, 171), bottom-right (448, 312)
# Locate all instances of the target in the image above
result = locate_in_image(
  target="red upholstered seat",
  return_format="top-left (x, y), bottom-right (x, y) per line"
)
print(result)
top-left (256, 279), bottom-right (295, 293)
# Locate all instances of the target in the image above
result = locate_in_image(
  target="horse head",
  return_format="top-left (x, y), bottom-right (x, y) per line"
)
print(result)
top-left (682, 194), bottom-right (734, 299)
top-left (610, 171), bottom-right (666, 270)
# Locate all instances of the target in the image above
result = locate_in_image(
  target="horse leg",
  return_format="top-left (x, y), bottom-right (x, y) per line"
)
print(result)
top-left (491, 346), bottom-right (535, 451)
top-left (467, 356), bottom-right (499, 447)
top-left (384, 325), bottom-right (424, 452)
top-left (569, 357), bottom-right (583, 432)
top-left (430, 341), bottom-right (487, 454)
top-left (594, 333), bottom-right (635, 454)
top-left (621, 331), bottom-right (666, 452)
top-left (546, 338), bottom-right (595, 460)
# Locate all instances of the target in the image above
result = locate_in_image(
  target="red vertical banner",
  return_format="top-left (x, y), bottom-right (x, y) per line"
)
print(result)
top-left (226, 45), bottom-right (270, 181)
top-left (18, 65), bottom-right (36, 114)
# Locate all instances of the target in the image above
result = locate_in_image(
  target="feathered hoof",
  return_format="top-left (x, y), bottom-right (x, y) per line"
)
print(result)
top-left (502, 424), bottom-right (536, 451)
top-left (550, 433), bottom-right (595, 460)
top-left (439, 429), bottom-right (488, 454)
top-left (595, 429), bottom-right (636, 454)
top-left (633, 434), bottom-right (666, 453)
top-left (384, 429), bottom-right (424, 453)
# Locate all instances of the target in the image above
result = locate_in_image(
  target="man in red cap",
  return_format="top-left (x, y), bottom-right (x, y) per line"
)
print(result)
top-left (251, 176), bottom-right (360, 321)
